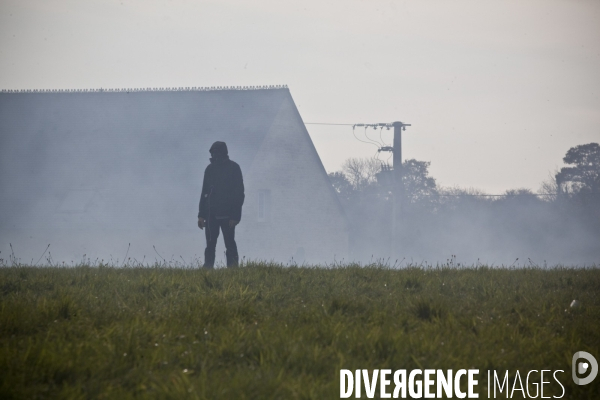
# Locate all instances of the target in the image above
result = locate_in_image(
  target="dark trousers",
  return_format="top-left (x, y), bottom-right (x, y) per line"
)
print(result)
top-left (204, 216), bottom-right (238, 268)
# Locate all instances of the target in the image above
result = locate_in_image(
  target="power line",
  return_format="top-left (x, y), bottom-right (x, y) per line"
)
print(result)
top-left (352, 125), bottom-right (380, 150)
top-left (306, 122), bottom-right (404, 128)
top-left (400, 192), bottom-right (600, 198)
top-left (363, 126), bottom-right (384, 148)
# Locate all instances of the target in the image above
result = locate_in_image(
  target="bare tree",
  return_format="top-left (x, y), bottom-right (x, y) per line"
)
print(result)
top-left (538, 170), bottom-right (560, 202)
top-left (341, 157), bottom-right (382, 191)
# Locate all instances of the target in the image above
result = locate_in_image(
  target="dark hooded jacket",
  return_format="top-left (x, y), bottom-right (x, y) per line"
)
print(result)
top-left (198, 142), bottom-right (245, 221)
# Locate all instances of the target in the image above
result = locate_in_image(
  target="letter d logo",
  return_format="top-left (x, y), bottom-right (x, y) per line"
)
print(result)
top-left (572, 351), bottom-right (598, 385)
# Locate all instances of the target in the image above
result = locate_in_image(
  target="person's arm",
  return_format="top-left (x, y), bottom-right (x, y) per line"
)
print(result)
top-left (198, 167), bottom-right (210, 229)
top-left (229, 163), bottom-right (245, 225)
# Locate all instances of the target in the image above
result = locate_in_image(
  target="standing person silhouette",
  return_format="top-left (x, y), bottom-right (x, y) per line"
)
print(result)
top-left (198, 141), bottom-right (245, 268)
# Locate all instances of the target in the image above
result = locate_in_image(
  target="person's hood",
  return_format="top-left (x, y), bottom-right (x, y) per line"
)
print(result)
top-left (209, 141), bottom-right (228, 156)
top-left (209, 141), bottom-right (229, 163)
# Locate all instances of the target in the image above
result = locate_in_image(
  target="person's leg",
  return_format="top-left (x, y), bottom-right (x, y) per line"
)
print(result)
top-left (203, 216), bottom-right (220, 268)
top-left (221, 220), bottom-right (239, 267)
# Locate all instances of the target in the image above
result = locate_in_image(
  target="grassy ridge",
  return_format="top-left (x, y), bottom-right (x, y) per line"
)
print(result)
top-left (0, 264), bottom-right (599, 399)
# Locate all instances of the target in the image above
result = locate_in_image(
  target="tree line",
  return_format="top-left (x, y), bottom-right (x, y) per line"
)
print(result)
top-left (328, 143), bottom-right (600, 265)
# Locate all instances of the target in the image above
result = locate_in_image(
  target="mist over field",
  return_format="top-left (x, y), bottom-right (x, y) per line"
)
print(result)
top-left (0, 88), bottom-right (351, 266)
top-left (1, 0), bottom-right (599, 267)
top-left (0, 89), bottom-right (598, 267)
top-left (329, 156), bottom-right (600, 266)
top-left (0, 89), bottom-right (271, 266)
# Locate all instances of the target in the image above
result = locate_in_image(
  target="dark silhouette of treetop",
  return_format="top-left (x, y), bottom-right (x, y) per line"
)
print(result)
top-left (556, 142), bottom-right (600, 193)
top-left (401, 159), bottom-right (438, 204)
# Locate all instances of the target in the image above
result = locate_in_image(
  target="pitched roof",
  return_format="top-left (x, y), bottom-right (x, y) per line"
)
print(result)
top-left (0, 86), bottom-right (289, 177)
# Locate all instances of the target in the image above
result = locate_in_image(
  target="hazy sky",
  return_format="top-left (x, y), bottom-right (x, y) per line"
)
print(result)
top-left (1, 0), bottom-right (599, 193)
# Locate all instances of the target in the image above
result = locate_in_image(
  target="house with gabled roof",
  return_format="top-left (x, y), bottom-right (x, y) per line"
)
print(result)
top-left (0, 86), bottom-right (348, 264)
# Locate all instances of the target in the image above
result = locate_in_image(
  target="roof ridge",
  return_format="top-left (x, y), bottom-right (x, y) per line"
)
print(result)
top-left (0, 85), bottom-right (289, 93)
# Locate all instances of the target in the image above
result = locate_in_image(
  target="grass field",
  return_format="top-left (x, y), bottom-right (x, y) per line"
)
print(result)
top-left (0, 263), bottom-right (599, 399)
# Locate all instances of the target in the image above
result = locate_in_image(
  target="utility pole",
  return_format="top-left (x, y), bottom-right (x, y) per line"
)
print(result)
top-left (391, 121), bottom-right (410, 259)
top-left (354, 121), bottom-right (411, 258)
top-left (306, 119), bottom-right (412, 259)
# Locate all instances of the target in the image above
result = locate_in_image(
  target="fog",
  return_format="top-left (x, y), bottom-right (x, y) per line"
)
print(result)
top-left (0, 88), bottom-right (290, 266)
top-left (1, 88), bottom-right (598, 267)
top-left (330, 157), bottom-right (600, 266)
